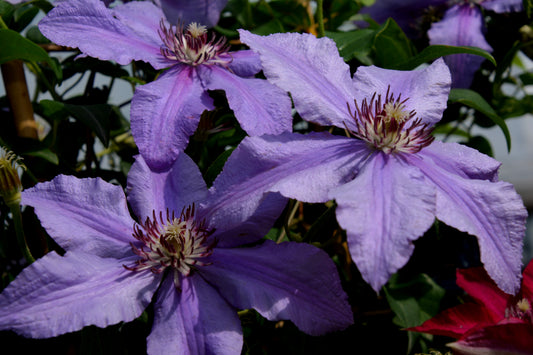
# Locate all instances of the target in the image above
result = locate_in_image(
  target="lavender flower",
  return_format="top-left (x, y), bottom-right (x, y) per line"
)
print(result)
top-left (155, 0), bottom-right (229, 28)
top-left (0, 152), bottom-right (353, 353)
top-left (360, 0), bottom-right (523, 88)
top-left (38, 0), bottom-right (292, 171)
top-left (228, 30), bottom-right (527, 294)
top-left (105, 0), bottom-right (228, 27)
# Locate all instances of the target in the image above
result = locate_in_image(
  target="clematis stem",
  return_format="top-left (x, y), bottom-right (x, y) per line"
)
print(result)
top-left (10, 203), bottom-right (35, 263)
top-left (1, 61), bottom-right (39, 139)
top-left (316, 0), bottom-right (325, 38)
top-left (277, 200), bottom-right (301, 243)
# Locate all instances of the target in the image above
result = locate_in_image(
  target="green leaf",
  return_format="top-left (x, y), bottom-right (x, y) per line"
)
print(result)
top-left (39, 100), bottom-right (112, 146)
top-left (204, 147), bottom-right (236, 187)
top-left (326, 29), bottom-right (374, 64)
top-left (12, 3), bottom-right (39, 32)
top-left (392, 45), bottom-right (496, 70)
top-left (24, 148), bottom-right (59, 165)
top-left (0, 29), bottom-right (61, 79)
top-left (384, 273), bottom-right (445, 354)
top-left (63, 103), bottom-right (112, 147)
top-left (372, 18), bottom-right (415, 68)
top-left (467, 135), bottom-right (493, 157)
top-left (25, 25), bottom-right (50, 45)
top-left (448, 89), bottom-right (511, 152)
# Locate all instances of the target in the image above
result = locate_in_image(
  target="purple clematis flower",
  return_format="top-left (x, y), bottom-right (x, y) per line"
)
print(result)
top-left (360, 0), bottom-right (523, 88)
top-left (0, 152), bottom-right (353, 354)
top-left (105, 0), bottom-right (229, 27)
top-left (38, 0), bottom-right (292, 171)
top-left (155, 0), bottom-right (229, 28)
top-left (226, 30), bottom-right (528, 294)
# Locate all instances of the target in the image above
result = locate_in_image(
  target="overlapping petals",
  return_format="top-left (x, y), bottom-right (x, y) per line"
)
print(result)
top-left (332, 154), bottom-right (436, 291)
top-left (238, 31), bottom-right (526, 293)
top-left (39, 0), bottom-right (292, 171)
top-left (411, 261), bottom-right (533, 354)
top-left (0, 151), bottom-right (353, 353)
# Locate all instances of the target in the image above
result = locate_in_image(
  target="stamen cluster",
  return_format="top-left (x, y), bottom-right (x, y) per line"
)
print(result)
top-left (505, 297), bottom-right (533, 323)
top-left (159, 21), bottom-right (231, 67)
top-left (347, 88), bottom-right (434, 154)
top-left (0, 147), bottom-right (25, 206)
top-left (125, 205), bottom-right (215, 287)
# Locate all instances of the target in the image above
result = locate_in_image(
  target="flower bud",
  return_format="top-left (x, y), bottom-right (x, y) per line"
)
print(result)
top-left (0, 147), bottom-right (25, 206)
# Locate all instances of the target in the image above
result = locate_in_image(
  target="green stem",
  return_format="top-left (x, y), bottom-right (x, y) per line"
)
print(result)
top-left (9, 203), bottom-right (35, 263)
top-left (316, 0), bottom-right (325, 38)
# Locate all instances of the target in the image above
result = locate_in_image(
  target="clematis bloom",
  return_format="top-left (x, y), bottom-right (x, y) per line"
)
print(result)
top-left (410, 260), bottom-right (533, 354)
top-left (38, 0), bottom-right (292, 171)
top-left (155, 0), bottom-right (229, 28)
top-left (227, 30), bottom-right (527, 294)
top-left (0, 152), bottom-right (353, 354)
top-left (360, 0), bottom-right (523, 88)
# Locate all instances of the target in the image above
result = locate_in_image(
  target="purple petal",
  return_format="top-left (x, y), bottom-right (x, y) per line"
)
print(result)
top-left (226, 50), bottom-right (262, 77)
top-left (331, 153), bottom-right (436, 291)
top-left (204, 192), bottom-right (287, 248)
top-left (21, 175), bottom-right (134, 258)
top-left (0, 251), bottom-right (160, 338)
top-left (239, 30), bottom-right (356, 128)
top-left (411, 144), bottom-right (527, 294)
top-left (209, 132), bottom-right (367, 205)
top-left (127, 154), bottom-right (207, 222)
top-left (147, 275), bottom-right (242, 355)
top-left (38, 0), bottom-right (169, 69)
top-left (203, 132), bottom-right (367, 246)
top-left (130, 66), bottom-right (214, 172)
top-left (352, 58), bottom-right (451, 126)
top-left (420, 141), bottom-right (501, 182)
top-left (482, 0), bottom-right (523, 13)
top-left (200, 240), bottom-right (353, 335)
top-left (428, 5), bottom-right (491, 88)
top-left (158, 0), bottom-right (229, 28)
top-left (198, 65), bottom-right (292, 136)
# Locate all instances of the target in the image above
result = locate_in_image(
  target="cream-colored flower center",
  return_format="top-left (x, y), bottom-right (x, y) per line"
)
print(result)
top-left (346, 88), bottom-right (434, 154)
top-left (125, 206), bottom-right (215, 288)
top-left (159, 20), bottom-right (231, 67)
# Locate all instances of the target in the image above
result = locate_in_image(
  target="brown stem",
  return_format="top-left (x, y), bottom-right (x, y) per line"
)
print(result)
top-left (1, 60), bottom-right (38, 139)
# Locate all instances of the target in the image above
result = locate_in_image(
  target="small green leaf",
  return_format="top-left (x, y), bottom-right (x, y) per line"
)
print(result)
top-left (25, 148), bottom-right (59, 165)
top-left (372, 18), bottom-right (415, 68)
top-left (63, 103), bottom-right (112, 147)
top-left (204, 148), bottom-right (236, 187)
top-left (384, 273), bottom-right (445, 354)
top-left (0, 29), bottom-right (61, 79)
top-left (392, 45), bottom-right (496, 70)
top-left (326, 29), bottom-right (374, 64)
top-left (39, 100), bottom-right (112, 146)
top-left (449, 89), bottom-right (511, 152)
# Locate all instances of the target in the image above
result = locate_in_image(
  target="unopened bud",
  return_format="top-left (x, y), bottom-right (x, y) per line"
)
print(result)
top-left (0, 147), bottom-right (25, 206)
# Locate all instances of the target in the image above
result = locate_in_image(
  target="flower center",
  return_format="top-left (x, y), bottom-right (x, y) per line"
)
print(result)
top-left (159, 21), bottom-right (231, 67)
top-left (346, 87), bottom-right (434, 154)
top-left (505, 297), bottom-right (533, 323)
top-left (125, 205), bottom-right (215, 287)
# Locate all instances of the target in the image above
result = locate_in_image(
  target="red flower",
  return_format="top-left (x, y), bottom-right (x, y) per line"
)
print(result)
top-left (410, 260), bottom-right (533, 354)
